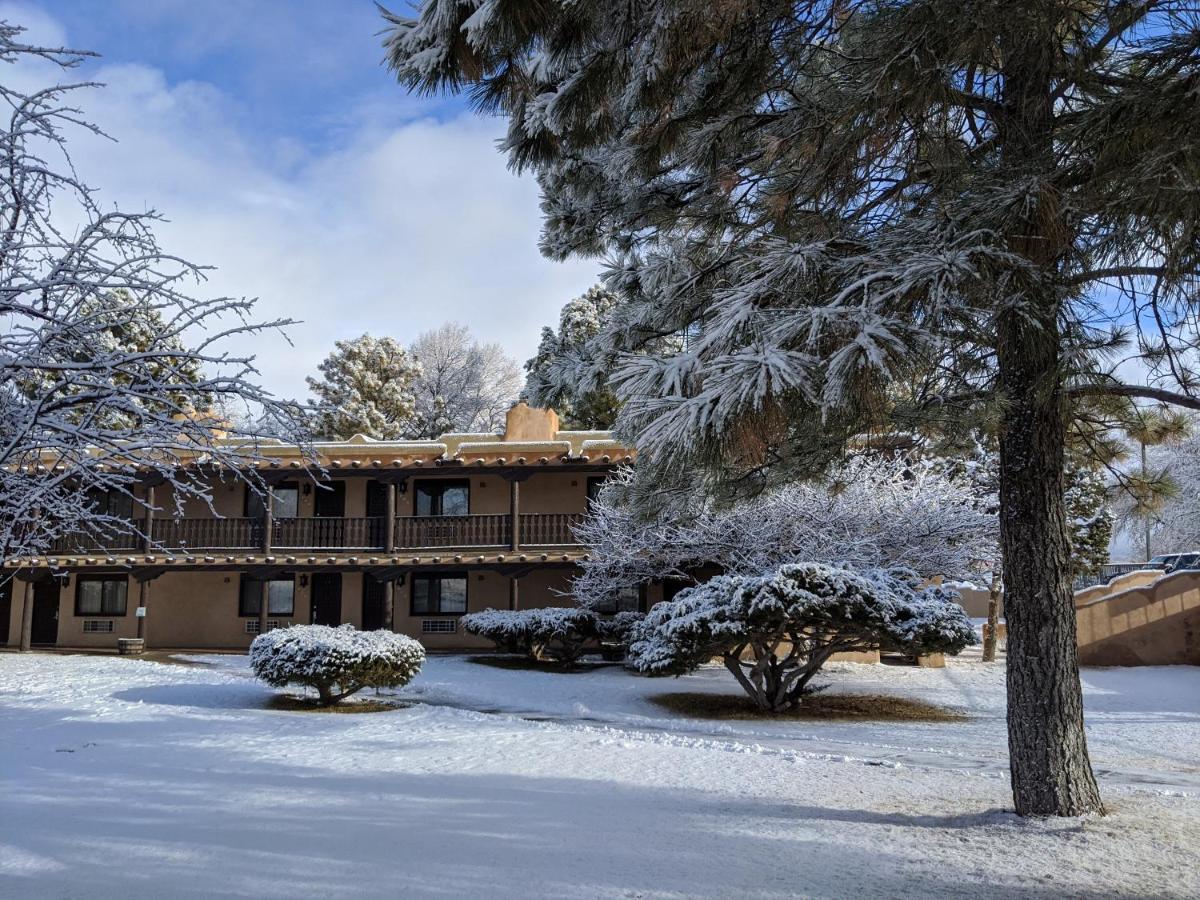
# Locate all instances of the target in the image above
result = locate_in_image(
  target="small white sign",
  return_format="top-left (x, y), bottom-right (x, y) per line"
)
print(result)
top-left (135, 606), bottom-right (147, 618)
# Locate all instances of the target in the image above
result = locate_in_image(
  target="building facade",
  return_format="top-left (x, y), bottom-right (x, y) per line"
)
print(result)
top-left (1, 405), bottom-right (651, 651)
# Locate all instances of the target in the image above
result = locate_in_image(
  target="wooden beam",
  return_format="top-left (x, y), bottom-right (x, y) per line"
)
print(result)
top-left (382, 579), bottom-right (394, 631)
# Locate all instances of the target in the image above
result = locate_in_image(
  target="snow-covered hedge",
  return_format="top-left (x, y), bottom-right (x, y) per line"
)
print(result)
top-left (462, 607), bottom-right (599, 666)
top-left (596, 610), bottom-right (646, 660)
top-left (628, 563), bottom-right (976, 712)
top-left (250, 624), bottom-right (425, 706)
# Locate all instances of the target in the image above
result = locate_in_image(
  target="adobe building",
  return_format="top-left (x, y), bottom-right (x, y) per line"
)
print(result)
top-left (1, 404), bottom-right (653, 652)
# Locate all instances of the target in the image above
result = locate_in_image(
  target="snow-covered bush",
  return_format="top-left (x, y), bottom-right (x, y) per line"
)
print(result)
top-left (250, 625), bottom-right (425, 706)
top-left (628, 563), bottom-right (976, 713)
top-left (596, 611), bottom-right (646, 660)
top-left (573, 454), bottom-right (997, 610)
top-left (462, 608), bottom-right (599, 666)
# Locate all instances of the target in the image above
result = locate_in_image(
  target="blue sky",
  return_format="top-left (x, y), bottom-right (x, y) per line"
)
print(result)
top-left (3, 1), bottom-right (599, 398)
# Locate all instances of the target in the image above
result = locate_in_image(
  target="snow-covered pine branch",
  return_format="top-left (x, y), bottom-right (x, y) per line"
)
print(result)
top-left (0, 22), bottom-right (312, 562)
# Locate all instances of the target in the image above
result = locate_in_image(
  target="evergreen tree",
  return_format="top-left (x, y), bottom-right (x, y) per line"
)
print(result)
top-left (386, 2), bottom-right (1200, 816)
top-left (524, 285), bottom-right (622, 429)
top-left (306, 334), bottom-right (421, 440)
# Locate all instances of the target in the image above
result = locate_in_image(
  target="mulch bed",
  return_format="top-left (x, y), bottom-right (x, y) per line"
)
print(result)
top-left (649, 691), bottom-right (966, 722)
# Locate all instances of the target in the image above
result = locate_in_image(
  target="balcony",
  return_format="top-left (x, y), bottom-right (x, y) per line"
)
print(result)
top-left (51, 513), bottom-right (584, 555)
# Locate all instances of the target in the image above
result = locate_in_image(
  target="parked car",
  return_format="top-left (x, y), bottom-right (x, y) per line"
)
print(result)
top-left (1143, 553), bottom-right (1200, 573)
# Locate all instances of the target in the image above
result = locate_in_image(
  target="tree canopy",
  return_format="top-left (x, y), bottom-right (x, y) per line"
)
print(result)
top-left (382, 0), bottom-right (1200, 817)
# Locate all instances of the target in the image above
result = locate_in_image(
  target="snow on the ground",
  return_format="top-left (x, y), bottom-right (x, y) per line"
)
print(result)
top-left (1, 651), bottom-right (1198, 899)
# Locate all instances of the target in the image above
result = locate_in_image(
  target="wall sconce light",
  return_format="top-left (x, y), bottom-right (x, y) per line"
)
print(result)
top-left (397, 480), bottom-right (408, 494)
top-left (299, 574), bottom-right (309, 588)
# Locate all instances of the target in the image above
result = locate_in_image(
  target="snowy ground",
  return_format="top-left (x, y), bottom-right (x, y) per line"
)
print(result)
top-left (2, 651), bottom-right (1199, 898)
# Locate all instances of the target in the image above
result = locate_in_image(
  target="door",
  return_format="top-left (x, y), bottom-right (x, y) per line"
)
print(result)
top-left (362, 578), bottom-right (385, 631)
top-left (31, 581), bottom-right (60, 645)
top-left (313, 481), bottom-right (346, 547)
top-left (310, 573), bottom-right (342, 626)
top-left (366, 481), bottom-right (389, 548)
top-left (0, 580), bottom-right (10, 645)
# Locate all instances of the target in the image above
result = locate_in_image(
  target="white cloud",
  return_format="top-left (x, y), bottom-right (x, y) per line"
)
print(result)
top-left (3, 4), bottom-right (600, 399)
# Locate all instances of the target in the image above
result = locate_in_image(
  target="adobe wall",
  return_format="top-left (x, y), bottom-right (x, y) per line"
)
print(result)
top-left (1076, 570), bottom-right (1200, 666)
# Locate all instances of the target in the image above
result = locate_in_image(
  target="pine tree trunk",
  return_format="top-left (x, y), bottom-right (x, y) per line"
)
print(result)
top-left (997, 17), bottom-right (1103, 817)
top-left (982, 568), bottom-right (1001, 663)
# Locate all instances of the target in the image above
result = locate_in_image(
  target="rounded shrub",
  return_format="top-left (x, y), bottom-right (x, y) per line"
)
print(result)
top-left (250, 624), bottom-right (425, 706)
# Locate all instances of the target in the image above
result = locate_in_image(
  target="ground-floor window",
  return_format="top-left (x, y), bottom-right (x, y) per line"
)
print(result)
top-left (411, 573), bottom-right (468, 615)
top-left (596, 585), bottom-right (644, 614)
top-left (239, 576), bottom-right (296, 617)
top-left (75, 576), bottom-right (128, 616)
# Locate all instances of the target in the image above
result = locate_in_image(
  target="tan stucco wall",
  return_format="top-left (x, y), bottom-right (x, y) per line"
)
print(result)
top-left (1074, 569), bottom-right (1164, 607)
top-left (1077, 570), bottom-right (1200, 666)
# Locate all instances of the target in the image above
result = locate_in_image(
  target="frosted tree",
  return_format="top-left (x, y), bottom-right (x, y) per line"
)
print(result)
top-left (0, 23), bottom-right (309, 563)
top-left (629, 564), bottom-right (976, 712)
top-left (408, 322), bottom-right (522, 436)
top-left (524, 285), bottom-right (622, 429)
top-left (384, 0), bottom-right (1200, 816)
top-left (574, 455), bottom-right (998, 610)
top-left (1112, 408), bottom-right (1190, 560)
top-left (306, 334), bottom-right (421, 440)
top-left (1121, 428), bottom-right (1200, 554)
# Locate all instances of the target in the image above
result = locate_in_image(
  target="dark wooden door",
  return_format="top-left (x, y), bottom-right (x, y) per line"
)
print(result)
top-left (362, 578), bottom-right (385, 631)
top-left (310, 573), bottom-right (342, 626)
top-left (0, 581), bottom-right (10, 645)
top-left (31, 581), bottom-right (60, 645)
top-left (365, 481), bottom-right (389, 548)
top-left (314, 481), bottom-right (346, 518)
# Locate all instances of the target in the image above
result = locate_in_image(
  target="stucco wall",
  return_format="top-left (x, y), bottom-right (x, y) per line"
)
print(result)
top-left (1077, 570), bottom-right (1200, 666)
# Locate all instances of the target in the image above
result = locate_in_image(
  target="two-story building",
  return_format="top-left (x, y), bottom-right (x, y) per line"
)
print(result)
top-left (1, 404), bottom-right (648, 651)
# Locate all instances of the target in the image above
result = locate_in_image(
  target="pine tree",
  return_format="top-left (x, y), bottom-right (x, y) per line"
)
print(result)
top-left (524, 285), bottom-right (623, 429)
top-left (386, 2), bottom-right (1200, 816)
top-left (306, 335), bottom-right (421, 440)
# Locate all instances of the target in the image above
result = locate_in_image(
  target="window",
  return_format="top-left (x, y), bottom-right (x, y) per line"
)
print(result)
top-left (414, 480), bottom-right (469, 517)
top-left (596, 585), bottom-right (643, 614)
top-left (88, 488), bottom-right (134, 521)
top-left (238, 576), bottom-right (296, 617)
top-left (246, 483), bottom-right (299, 519)
top-left (586, 477), bottom-right (608, 508)
top-left (75, 576), bottom-right (128, 616)
top-left (411, 573), bottom-right (468, 615)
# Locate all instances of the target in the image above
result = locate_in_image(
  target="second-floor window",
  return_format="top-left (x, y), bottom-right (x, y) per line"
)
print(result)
top-left (411, 573), bottom-right (468, 615)
top-left (75, 576), bottom-right (128, 616)
top-left (89, 488), bottom-right (134, 521)
top-left (415, 480), bottom-right (469, 517)
top-left (245, 483), bottom-right (299, 519)
top-left (238, 576), bottom-right (296, 617)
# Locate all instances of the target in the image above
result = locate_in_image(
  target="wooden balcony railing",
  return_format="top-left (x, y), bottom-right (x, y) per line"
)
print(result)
top-left (47, 513), bottom-right (585, 555)
top-left (273, 517), bottom-right (387, 550)
top-left (154, 517), bottom-right (263, 551)
top-left (394, 514), bottom-right (511, 549)
top-left (50, 520), bottom-right (146, 553)
top-left (520, 513), bottom-right (584, 546)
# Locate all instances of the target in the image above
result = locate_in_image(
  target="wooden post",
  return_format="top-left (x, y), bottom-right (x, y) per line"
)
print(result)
top-left (258, 579), bottom-right (270, 637)
top-left (385, 482), bottom-right (396, 553)
top-left (262, 488), bottom-right (274, 554)
top-left (509, 574), bottom-right (520, 611)
top-left (382, 579), bottom-right (395, 631)
top-left (136, 577), bottom-right (150, 643)
top-left (144, 484), bottom-right (156, 554)
top-left (19, 578), bottom-right (34, 652)
top-left (509, 478), bottom-right (520, 552)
